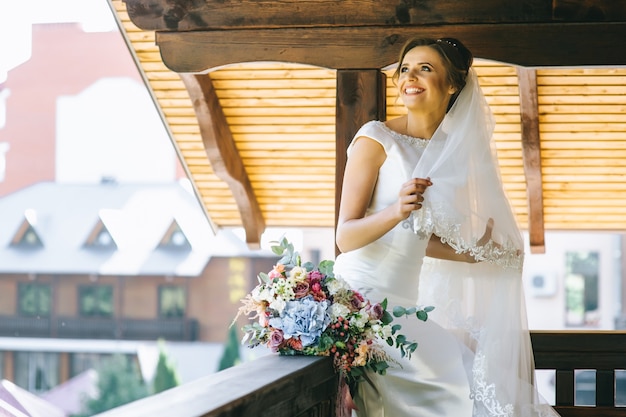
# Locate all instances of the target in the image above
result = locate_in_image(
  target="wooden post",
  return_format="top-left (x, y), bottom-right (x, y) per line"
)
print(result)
top-left (335, 70), bottom-right (386, 256)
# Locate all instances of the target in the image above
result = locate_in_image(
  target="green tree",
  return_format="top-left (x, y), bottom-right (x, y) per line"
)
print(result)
top-left (218, 325), bottom-right (241, 371)
top-left (77, 354), bottom-right (149, 416)
top-left (152, 342), bottom-right (181, 394)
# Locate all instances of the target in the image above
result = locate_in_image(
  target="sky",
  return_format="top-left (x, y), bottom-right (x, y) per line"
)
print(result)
top-left (0, 0), bottom-right (116, 83)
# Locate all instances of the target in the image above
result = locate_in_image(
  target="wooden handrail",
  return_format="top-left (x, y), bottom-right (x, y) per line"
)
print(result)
top-left (94, 331), bottom-right (626, 417)
top-left (93, 354), bottom-right (340, 417)
top-left (531, 331), bottom-right (626, 417)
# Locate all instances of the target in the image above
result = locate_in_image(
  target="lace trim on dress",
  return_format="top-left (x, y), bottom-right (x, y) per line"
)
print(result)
top-left (470, 352), bottom-right (514, 417)
top-left (471, 352), bottom-right (557, 417)
top-left (402, 202), bottom-right (523, 270)
top-left (375, 121), bottom-right (430, 149)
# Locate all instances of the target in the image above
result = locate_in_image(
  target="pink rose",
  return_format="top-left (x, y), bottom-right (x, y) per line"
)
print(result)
top-left (369, 303), bottom-right (384, 320)
top-left (350, 295), bottom-right (364, 311)
top-left (308, 270), bottom-right (324, 283)
top-left (269, 329), bottom-right (285, 352)
top-left (268, 264), bottom-right (285, 279)
top-left (294, 281), bottom-right (310, 298)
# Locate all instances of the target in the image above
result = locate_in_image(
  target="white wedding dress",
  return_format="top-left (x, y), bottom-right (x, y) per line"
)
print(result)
top-left (334, 120), bottom-right (558, 417)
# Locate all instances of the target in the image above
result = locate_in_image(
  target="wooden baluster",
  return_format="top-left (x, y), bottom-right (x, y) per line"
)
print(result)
top-left (556, 369), bottom-right (575, 406)
top-left (597, 369), bottom-right (616, 407)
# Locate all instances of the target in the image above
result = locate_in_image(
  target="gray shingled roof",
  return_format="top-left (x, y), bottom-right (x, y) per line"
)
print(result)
top-left (0, 182), bottom-right (255, 276)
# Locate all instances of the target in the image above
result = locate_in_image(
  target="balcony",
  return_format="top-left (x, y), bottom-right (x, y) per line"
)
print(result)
top-left (0, 315), bottom-right (199, 341)
top-left (92, 331), bottom-right (626, 417)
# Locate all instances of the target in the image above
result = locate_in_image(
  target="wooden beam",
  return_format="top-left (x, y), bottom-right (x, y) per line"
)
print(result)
top-left (178, 73), bottom-right (265, 248)
top-left (156, 23), bottom-right (626, 72)
top-left (517, 67), bottom-right (545, 253)
top-left (335, 70), bottom-right (386, 256)
top-left (123, 0), bottom-right (626, 32)
top-left (553, 0), bottom-right (626, 21)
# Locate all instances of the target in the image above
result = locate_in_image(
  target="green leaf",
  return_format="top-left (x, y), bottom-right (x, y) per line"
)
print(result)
top-left (392, 306), bottom-right (406, 317)
top-left (424, 305), bottom-right (435, 312)
top-left (416, 310), bottom-right (428, 321)
top-left (395, 334), bottom-right (407, 344)
top-left (258, 272), bottom-right (270, 284)
top-left (381, 298), bottom-right (388, 310)
top-left (318, 260), bottom-right (335, 276)
top-left (372, 361), bottom-right (390, 375)
top-left (381, 311), bottom-right (394, 325)
top-left (391, 324), bottom-right (402, 334)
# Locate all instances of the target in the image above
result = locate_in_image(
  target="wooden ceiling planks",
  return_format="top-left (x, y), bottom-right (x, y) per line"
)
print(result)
top-left (537, 67), bottom-right (626, 230)
top-left (110, 0), bottom-right (626, 250)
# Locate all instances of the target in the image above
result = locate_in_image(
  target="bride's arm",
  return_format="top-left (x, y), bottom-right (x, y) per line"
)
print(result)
top-left (335, 137), bottom-right (431, 253)
top-left (426, 235), bottom-right (476, 262)
top-left (425, 218), bottom-right (495, 263)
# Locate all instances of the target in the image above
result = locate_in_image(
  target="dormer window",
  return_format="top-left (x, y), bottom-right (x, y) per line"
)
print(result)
top-left (84, 220), bottom-right (117, 250)
top-left (159, 220), bottom-right (190, 250)
top-left (11, 210), bottom-right (43, 248)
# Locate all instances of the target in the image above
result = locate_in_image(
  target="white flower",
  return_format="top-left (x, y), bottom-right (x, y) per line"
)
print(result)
top-left (329, 302), bottom-right (350, 320)
top-left (350, 310), bottom-right (369, 329)
top-left (272, 279), bottom-right (295, 300)
top-left (252, 286), bottom-right (272, 303)
top-left (270, 297), bottom-right (286, 314)
top-left (380, 324), bottom-right (393, 339)
top-left (326, 277), bottom-right (350, 295)
top-left (289, 266), bottom-right (308, 282)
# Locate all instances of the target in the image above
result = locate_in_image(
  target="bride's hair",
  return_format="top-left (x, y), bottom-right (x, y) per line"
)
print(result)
top-left (392, 37), bottom-right (473, 111)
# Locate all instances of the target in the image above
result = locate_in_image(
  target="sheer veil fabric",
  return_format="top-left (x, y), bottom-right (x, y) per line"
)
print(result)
top-left (408, 69), bottom-right (558, 416)
top-left (409, 69), bottom-right (523, 269)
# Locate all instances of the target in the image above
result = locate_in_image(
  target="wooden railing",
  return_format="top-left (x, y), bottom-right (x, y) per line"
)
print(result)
top-left (531, 331), bottom-right (626, 417)
top-left (93, 354), bottom-right (340, 417)
top-left (94, 331), bottom-right (626, 417)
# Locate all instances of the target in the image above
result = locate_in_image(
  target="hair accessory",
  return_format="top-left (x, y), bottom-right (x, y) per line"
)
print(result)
top-left (437, 38), bottom-right (458, 48)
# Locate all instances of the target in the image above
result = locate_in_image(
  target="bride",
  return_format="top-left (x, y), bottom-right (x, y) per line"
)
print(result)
top-left (333, 37), bottom-right (559, 416)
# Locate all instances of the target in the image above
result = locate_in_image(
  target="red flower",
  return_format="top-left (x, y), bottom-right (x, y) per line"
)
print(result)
top-left (285, 337), bottom-right (303, 351)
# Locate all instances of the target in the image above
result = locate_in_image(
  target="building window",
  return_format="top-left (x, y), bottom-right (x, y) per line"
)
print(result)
top-left (70, 352), bottom-right (113, 378)
top-left (158, 286), bottom-right (185, 318)
top-left (18, 283), bottom-right (51, 317)
top-left (565, 251), bottom-right (600, 327)
top-left (14, 352), bottom-right (59, 393)
top-left (79, 285), bottom-right (113, 317)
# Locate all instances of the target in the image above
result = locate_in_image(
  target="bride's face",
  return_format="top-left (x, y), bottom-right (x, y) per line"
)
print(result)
top-left (397, 46), bottom-right (456, 114)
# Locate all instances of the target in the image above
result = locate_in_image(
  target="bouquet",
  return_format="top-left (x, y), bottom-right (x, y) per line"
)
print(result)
top-left (234, 237), bottom-right (433, 387)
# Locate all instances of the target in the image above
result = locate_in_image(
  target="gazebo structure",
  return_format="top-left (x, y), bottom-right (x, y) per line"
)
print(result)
top-left (97, 1), bottom-right (626, 416)
top-left (109, 0), bottom-right (626, 255)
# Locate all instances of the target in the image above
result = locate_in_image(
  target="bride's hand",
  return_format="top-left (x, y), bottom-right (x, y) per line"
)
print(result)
top-left (461, 218), bottom-right (497, 263)
top-left (395, 177), bottom-right (432, 220)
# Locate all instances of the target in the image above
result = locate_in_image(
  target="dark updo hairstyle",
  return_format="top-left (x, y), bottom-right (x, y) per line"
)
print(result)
top-left (392, 37), bottom-right (473, 111)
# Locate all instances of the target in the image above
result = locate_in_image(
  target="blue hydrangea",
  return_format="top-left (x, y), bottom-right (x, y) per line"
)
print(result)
top-left (269, 295), bottom-right (331, 347)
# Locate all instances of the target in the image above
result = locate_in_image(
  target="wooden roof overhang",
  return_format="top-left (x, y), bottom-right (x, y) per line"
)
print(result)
top-left (113, 0), bottom-right (626, 252)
